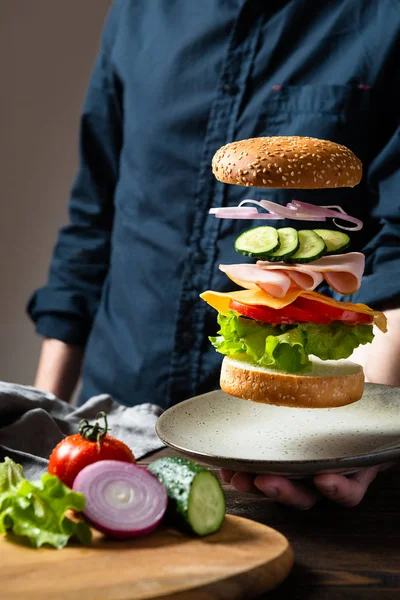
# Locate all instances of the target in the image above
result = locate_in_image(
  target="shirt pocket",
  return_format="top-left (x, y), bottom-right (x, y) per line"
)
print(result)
top-left (254, 84), bottom-right (376, 160)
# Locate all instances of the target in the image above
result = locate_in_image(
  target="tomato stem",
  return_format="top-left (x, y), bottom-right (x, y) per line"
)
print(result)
top-left (79, 411), bottom-right (109, 445)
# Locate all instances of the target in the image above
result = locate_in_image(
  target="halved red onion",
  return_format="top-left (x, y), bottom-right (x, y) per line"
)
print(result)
top-left (72, 460), bottom-right (167, 539)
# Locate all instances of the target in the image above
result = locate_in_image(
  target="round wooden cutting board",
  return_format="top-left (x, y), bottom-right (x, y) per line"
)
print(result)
top-left (0, 515), bottom-right (293, 600)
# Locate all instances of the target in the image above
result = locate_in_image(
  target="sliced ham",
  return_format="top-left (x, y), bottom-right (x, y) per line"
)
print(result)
top-left (218, 264), bottom-right (292, 298)
top-left (282, 269), bottom-right (324, 290)
top-left (256, 252), bottom-right (365, 295)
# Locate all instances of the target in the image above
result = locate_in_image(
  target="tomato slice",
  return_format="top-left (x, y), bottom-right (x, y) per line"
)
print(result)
top-left (292, 296), bottom-right (373, 325)
top-left (229, 296), bottom-right (373, 326)
top-left (229, 299), bottom-right (330, 325)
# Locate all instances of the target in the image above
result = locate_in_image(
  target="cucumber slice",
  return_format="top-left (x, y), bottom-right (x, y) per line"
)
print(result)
top-left (313, 229), bottom-right (351, 255)
top-left (265, 228), bottom-right (299, 262)
top-left (148, 457), bottom-right (225, 536)
top-left (234, 226), bottom-right (280, 258)
top-left (285, 230), bottom-right (327, 264)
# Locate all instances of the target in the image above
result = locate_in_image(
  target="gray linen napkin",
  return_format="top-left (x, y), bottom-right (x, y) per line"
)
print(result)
top-left (0, 381), bottom-right (165, 480)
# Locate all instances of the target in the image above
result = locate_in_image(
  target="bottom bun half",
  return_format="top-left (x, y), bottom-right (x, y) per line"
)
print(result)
top-left (220, 356), bottom-right (364, 408)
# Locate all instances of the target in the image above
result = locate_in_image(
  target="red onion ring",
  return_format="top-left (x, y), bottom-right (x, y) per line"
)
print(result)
top-left (210, 206), bottom-right (276, 219)
top-left (288, 201), bottom-right (363, 231)
top-left (248, 200), bottom-right (325, 221)
top-left (209, 199), bottom-right (363, 230)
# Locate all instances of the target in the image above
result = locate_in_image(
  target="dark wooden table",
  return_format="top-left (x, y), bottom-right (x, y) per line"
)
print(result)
top-left (140, 448), bottom-right (400, 600)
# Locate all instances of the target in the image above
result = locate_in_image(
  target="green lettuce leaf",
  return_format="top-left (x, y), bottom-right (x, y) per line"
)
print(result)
top-left (264, 328), bottom-right (310, 372)
top-left (301, 322), bottom-right (374, 361)
top-left (0, 457), bottom-right (92, 549)
top-left (210, 311), bottom-right (374, 373)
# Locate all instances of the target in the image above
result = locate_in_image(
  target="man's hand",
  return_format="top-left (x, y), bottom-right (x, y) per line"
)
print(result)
top-left (221, 466), bottom-right (384, 509)
top-left (351, 307), bottom-right (400, 386)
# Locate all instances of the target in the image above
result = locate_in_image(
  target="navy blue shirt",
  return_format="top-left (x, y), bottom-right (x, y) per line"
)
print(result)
top-left (28, 0), bottom-right (400, 408)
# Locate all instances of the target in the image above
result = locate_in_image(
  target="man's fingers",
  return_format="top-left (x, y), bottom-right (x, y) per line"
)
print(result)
top-left (220, 468), bottom-right (235, 484)
top-left (314, 465), bottom-right (380, 507)
top-left (222, 463), bottom-right (388, 509)
top-left (230, 471), bottom-right (259, 493)
top-left (254, 475), bottom-right (320, 510)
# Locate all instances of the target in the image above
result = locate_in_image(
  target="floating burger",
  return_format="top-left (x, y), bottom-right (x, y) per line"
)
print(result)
top-left (200, 137), bottom-right (387, 408)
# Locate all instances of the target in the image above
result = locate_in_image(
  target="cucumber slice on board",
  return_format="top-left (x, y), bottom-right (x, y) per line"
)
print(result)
top-left (285, 230), bottom-right (327, 264)
top-left (313, 229), bottom-right (351, 255)
top-left (148, 457), bottom-right (226, 537)
top-left (264, 228), bottom-right (299, 262)
top-left (234, 226), bottom-right (280, 258)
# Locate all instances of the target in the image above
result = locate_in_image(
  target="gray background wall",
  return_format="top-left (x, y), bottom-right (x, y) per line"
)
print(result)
top-left (0, 0), bottom-right (111, 385)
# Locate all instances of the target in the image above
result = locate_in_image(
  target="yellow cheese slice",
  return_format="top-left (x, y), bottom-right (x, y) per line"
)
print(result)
top-left (200, 288), bottom-right (302, 312)
top-left (200, 289), bottom-right (387, 333)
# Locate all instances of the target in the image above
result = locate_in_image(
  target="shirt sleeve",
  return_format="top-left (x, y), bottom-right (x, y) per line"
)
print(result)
top-left (350, 114), bottom-right (400, 311)
top-left (27, 2), bottom-right (123, 345)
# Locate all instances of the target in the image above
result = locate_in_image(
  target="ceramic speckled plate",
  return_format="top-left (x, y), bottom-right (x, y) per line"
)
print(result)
top-left (156, 383), bottom-right (400, 477)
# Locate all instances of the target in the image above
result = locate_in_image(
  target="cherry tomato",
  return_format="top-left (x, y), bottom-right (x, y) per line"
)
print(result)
top-left (229, 299), bottom-right (331, 325)
top-left (48, 412), bottom-right (135, 488)
top-left (292, 296), bottom-right (373, 325)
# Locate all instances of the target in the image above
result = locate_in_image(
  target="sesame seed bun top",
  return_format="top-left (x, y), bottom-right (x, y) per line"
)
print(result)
top-left (212, 136), bottom-right (362, 189)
